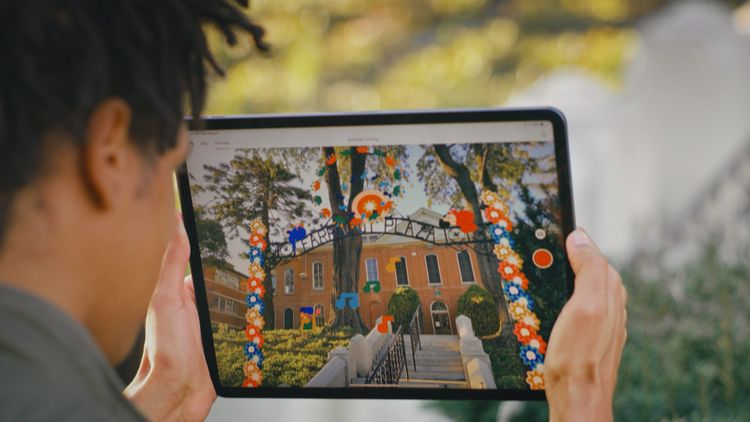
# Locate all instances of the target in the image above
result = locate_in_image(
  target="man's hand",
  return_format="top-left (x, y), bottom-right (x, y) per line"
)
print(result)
top-left (545, 229), bottom-right (627, 422)
top-left (124, 211), bottom-right (216, 422)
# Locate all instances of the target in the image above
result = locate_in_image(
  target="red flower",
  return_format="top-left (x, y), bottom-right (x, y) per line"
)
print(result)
top-left (513, 322), bottom-right (537, 344)
top-left (249, 234), bottom-right (267, 251)
top-left (526, 334), bottom-right (547, 354)
top-left (497, 214), bottom-right (514, 232)
top-left (498, 262), bottom-right (520, 281)
top-left (484, 206), bottom-right (506, 224)
top-left (508, 273), bottom-right (529, 290)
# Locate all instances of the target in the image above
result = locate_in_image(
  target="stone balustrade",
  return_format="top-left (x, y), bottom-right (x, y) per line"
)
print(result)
top-left (455, 314), bottom-right (497, 389)
top-left (305, 316), bottom-right (394, 387)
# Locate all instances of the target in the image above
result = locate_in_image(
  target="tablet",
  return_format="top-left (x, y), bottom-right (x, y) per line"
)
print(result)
top-left (177, 108), bottom-right (575, 401)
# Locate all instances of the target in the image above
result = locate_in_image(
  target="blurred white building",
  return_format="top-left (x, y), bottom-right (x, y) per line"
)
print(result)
top-left (506, 0), bottom-right (750, 263)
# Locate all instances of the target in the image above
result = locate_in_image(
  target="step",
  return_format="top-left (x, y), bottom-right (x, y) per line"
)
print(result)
top-left (410, 350), bottom-right (462, 359)
top-left (407, 356), bottom-right (463, 366)
top-left (404, 371), bottom-right (467, 381)
top-left (397, 380), bottom-right (467, 389)
top-left (412, 364), bottom-right (465, 373)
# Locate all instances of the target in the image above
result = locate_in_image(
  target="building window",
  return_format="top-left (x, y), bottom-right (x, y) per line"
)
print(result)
top-left (215, 269), bottom-right (240, 290)
top-left (395, 256), bottom-right (409, 286)
top-left (314, 304), bottom-right (325, 327)
top-left (425, 254), bottom-right (442, 284)
top-left (312, 262), bottom-right (324, 290)
top-left (210, 295), bottom-right (240, 315)
top-left (271, 269), bottom-right (277, 295)
top-left (457, 251), bottom-right (475, 283)
top-left (284, 308), bottom-right (294, 329)
top-left (366, 258), bottom-right (378, 281)
top-left (362, 234), bottom-right (380, 243)
top-left (285, 268), bottom-right (294, 294)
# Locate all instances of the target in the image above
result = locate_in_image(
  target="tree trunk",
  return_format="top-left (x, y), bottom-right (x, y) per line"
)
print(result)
top-left (324, 147), bottom-right (369, 331)
top-left (433, 145), bottom-right (513, 334)
top-left (261, 202), bottom-right (275, 330)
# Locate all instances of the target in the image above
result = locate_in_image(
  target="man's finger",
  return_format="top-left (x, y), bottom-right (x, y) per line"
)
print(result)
top-left (566, 228), bottom-right (609, 300)
top-left (184, 275), bottom-right (197, 307)
top-left (156, 210), bottom-right (191, 295)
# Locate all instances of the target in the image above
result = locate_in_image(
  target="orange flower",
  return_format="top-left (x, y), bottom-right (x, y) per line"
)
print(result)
top-left (526, 369), bottom-right (545, 390)
top-left (493, 244), bottom-right (514, 261)
top-left (520, 312), bottom-right (541, 331)
top-left (245, 309), bottom-right (265, 329)
top-left (249, 220), bottom-right (267, 236)
top-left (247, 263), bottom-right (266, 281)
top-left (498, 262), bottom-right (521, 281)
top-left (504, 252), bottom-right (524, 269)
top-left (356, 146), bottom-right (370, 153)
top-left (481, 191), bottom-right (507, 212)
top-left (509, 302), bottom-right (532, 321)
top-left (243, 361), bottom-right (263, 387)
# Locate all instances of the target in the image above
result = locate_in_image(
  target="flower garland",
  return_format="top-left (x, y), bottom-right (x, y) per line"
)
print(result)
top-left (243, 219), bottom-right (266, 388)
top-left (482, 190), bottom-right (548, 390)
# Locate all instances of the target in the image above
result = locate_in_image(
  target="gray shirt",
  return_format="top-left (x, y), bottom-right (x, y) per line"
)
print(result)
top-left (0, 283), bottom-right (148, 421)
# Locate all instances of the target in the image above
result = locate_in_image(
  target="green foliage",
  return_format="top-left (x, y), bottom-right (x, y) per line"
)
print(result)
top-left (212, 324), bottom-right (358, 388)
top-left (193, 205), bottom-right (230, 270)
top-left (457, 286), bottom-right (500, 337)
top-left (441, 248), bottom-right (750, 422)
top-left (386, 286), bottom-right (421, 332)
top-left (511, 186), bottom-right (569, 343)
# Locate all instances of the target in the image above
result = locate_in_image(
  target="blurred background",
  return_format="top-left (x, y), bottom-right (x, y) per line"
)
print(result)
top-left (196, 0), bottom-right (750, 420)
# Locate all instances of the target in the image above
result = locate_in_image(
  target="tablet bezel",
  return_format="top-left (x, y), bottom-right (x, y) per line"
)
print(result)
top-left (177, 107), bottom-right (575, 401)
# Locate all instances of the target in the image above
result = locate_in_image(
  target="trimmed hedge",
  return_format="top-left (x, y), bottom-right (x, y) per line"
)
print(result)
top-left (386, 286), bottom-right (421, 332)
top-left (457, 285), bottom-right (500, 337)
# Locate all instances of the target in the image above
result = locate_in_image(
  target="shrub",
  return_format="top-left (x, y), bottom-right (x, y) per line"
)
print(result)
top-left (386, 286), bottom-right (421, 332)
top-left (457, 286), bottom-right (500, 337)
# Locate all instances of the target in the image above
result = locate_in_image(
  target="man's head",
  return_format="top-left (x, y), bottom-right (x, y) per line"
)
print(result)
top-left (0, 0), bottom-right (266, 363)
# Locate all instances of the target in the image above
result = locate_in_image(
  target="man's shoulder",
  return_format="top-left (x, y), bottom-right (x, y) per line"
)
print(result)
top-left (0, 283), bottom-right (148, 422)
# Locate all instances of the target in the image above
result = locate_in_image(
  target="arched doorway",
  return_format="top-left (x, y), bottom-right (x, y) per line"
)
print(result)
top-left (283, 308), bottom-right (294, 329)
top-left (430, 300), bottom-right (452, 335)
top-left (368, 301), bottom-right (383, 330)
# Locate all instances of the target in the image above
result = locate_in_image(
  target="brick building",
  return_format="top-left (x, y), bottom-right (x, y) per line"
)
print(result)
top-left (269, 208), bottom-right (484, 335)
top-left (204, 264), bottom-right (249, 330)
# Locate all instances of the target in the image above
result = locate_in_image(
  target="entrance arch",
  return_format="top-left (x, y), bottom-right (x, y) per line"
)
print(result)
top-left (283, 308), bottom-right (294, 329)
top-left (430, 300), bottom-right (453, 335)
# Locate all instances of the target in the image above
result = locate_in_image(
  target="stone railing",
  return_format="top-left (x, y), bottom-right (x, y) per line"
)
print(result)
top-left (455, 315), bottom-right (497, 389)
top-left (304, 316), bottom-right (394, 387)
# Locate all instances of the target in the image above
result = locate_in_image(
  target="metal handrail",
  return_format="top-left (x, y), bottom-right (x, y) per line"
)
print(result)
top-left (364, 325), bottom-right (409, 385)
top-left (408, 304), bottom-right (423, 371)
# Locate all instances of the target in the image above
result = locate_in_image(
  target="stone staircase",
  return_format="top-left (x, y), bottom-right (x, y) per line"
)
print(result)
top-left (400, 334), bottom-right (467, 389)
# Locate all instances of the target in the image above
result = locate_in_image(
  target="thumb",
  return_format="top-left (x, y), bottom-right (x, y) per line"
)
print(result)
top-left (566, 228), bottom-right (608, 298)
top-left (156, 210), bottom-right (191, 296)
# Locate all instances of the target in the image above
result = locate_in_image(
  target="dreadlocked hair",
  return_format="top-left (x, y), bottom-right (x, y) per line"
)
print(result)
top-left (0, 0), bottom-right (267, 244)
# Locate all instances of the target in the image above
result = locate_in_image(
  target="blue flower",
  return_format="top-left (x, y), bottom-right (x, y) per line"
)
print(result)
top-left (504, 286), bottom-right (534, 311)
top-left (244, 343), bottom-right (264, 368)
top-left (246, 293), bottom-right (264, 315)
top-left (519, 344), bottom-right (544, 370)
top-left (249, 248), bottom-right (265, 265)
top-left (490, 224), bottom-right (514, 246)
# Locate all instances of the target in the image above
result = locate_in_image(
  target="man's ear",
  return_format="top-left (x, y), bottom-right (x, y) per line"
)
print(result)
top-left (83, 98), bottom-right (133, 210)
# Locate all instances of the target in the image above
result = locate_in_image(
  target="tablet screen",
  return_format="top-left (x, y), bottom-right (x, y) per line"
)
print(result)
top-left (183, 112), bottom-right (572, 397)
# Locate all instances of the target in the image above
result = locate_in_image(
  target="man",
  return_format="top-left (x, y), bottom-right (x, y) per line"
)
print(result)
top-left (0, 1), bottom-right (626, 421)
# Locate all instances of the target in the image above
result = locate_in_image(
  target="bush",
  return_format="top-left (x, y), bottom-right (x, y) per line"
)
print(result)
top-left (211, 324), bottom-right (358, 387)
top-left (457, 286), bottom-right (500, 337)
top-left (386, 286), bottom-right (421, 332)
